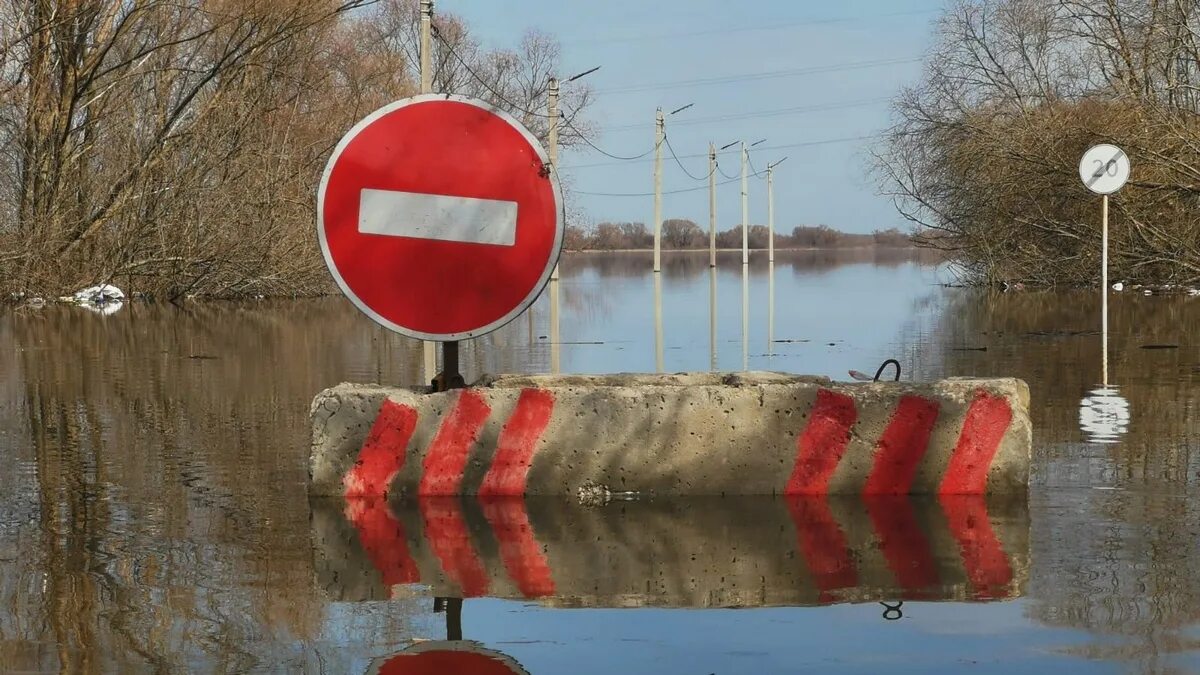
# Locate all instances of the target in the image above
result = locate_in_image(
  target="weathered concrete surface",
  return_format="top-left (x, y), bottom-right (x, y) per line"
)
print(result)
top-left (310, 372), bottom-right (1031, 497)
top-left (312, 496), bottom-right (1030, 607)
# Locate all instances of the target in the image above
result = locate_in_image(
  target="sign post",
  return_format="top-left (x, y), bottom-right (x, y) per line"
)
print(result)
top-left (318, 95), bottom-right (564, 391)
top-left (1078, 143), bottom-right (1130, 387)
top-left (1077, 144), bottom-right (1131, 444)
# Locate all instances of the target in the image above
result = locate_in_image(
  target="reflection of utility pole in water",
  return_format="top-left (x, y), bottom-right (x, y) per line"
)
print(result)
top-left (709, 267), bottom-right (718, 371)
top-left (548, 77), bottom-right (561, 374)
top-left (654, 272), bottom-right (664, 372)
top-left (741, 265), bottom-right (749, 371)
top-left (768, 262), bottom-right (775, 359)
top-left (419, 0), bottom-right (437, 383)
top-left (765, 158), bottom-right (784, 360)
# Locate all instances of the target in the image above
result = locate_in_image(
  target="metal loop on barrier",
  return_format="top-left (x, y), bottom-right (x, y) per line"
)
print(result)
top-left (874, 359), bottom-right (902, 382)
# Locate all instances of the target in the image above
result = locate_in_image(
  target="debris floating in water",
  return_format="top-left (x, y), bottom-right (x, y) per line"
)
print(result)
top-left (1111, 282), bottom-right (1124, 292)
top-left (68, 284), bottom-right (126, 315)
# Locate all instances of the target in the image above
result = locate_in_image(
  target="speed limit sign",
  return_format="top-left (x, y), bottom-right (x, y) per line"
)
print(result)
top-left (1079, 144), bottom-right (1130, 195)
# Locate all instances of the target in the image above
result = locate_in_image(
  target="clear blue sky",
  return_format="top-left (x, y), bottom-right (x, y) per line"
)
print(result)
top-left (445, 0), bottom-right (941, 234)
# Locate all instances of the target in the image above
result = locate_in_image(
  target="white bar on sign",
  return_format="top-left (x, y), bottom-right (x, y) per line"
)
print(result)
top-left (358, 188), bottom-right (518, 246)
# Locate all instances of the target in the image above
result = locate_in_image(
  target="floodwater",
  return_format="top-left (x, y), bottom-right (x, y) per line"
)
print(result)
top-left (2, 249), bottom-right (1199, 674)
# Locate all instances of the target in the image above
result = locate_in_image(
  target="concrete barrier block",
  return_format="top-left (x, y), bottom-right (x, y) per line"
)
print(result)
top-left (310, 373), bottom-right (1031, 497)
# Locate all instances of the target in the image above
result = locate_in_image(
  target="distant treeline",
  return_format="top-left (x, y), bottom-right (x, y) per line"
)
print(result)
top-left (563, 220), bottom-right (914, 251)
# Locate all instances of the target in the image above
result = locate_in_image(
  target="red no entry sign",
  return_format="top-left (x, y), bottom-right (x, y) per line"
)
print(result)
top-left (318, 94), bottom-right (563, 340)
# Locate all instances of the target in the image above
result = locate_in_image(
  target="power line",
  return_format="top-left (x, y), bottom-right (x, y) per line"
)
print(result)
top-left (748, 155), bottom-right (768, 179)
top-left (561, 113), bottom-right (658, 160)
top-left (594, 56), bottom-right (922, 95)
top-left (563, 134), bottom-right (882, 170)
top-left (571, 7), bottom-right (940, 45)
top-left (664, 135), bottom-right (713, 181)
top-left (575, 177), bottom-right (739, 198)
top-left (601, 97), bottom-right (892, 132)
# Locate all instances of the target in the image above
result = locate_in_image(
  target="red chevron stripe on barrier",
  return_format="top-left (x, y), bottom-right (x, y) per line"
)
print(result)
top-left (786, 389), bottom-right (858, 495)
top-left (478, 389), bottom-right (556, 497)
top-left (419, 390), bottom-right (492, 496)
top-left (342, 386), bottom-right (1016, 498)
top-left (419, 496), bottom-right (490, 597)
top-left (864, 395), bottom-right (941, 495)
top-left (939, 392), bottom-right (1013, 494)
top-left (344, 400), bottom-right (418, 499)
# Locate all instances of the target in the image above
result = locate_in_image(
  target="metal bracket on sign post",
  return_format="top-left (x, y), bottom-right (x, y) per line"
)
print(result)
top-left (432, 340), bottom-right (466, 392)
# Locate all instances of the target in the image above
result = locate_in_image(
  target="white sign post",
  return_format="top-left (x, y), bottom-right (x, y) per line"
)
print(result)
top-left (1078, 144), bottom-right (1130, 388)
top-left (1078, 144), bottom-right (1131, 444)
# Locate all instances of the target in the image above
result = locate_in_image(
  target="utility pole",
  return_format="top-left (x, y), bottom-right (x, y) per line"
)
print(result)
top-left (653, 107), bottom-right (664, 273)
top-left (740, 142), bottom-right (749, 266)
top-left (420, 0), bottom-right (433, 93)
top-left (548, 78), bottom-right (560, 281)
top-left (766, 156), bottom-right (786, 265)
top-left (419, 0), bottom-right (437, 384)
top-left (548, 77), bottom-right (561, 374)
top-left (767, 164), bottom-right (774, 264)
top-left (708, 142), bottom-right (717, 268)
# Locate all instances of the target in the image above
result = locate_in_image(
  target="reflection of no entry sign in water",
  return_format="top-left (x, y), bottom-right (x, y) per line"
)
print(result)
top-left (1079, 387), bottom-right (1130, 444)
top-left (318, 94), bottom-right (564, 341)
top-left (1079, 144), bottom-right (1130, 195)
top-left (367, 641), bottom-right (529, 675)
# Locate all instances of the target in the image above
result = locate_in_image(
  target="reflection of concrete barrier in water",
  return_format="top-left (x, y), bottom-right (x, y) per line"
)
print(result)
top-left (312, 496), bottom-right (1029, 607)
top-left (310, 373), bottom-right (1031, 497)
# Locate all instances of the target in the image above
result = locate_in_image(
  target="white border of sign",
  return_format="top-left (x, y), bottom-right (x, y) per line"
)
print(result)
top-left (1078, 143), bottom-right (1130, 195)
top-left (317, 93), bottom-right (565, 342)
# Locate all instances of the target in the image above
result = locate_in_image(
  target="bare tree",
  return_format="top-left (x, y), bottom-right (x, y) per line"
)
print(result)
top-left (876, 0), bottom-right (1200, 286)
top-left (0, 0), bottom-right (594, 299)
